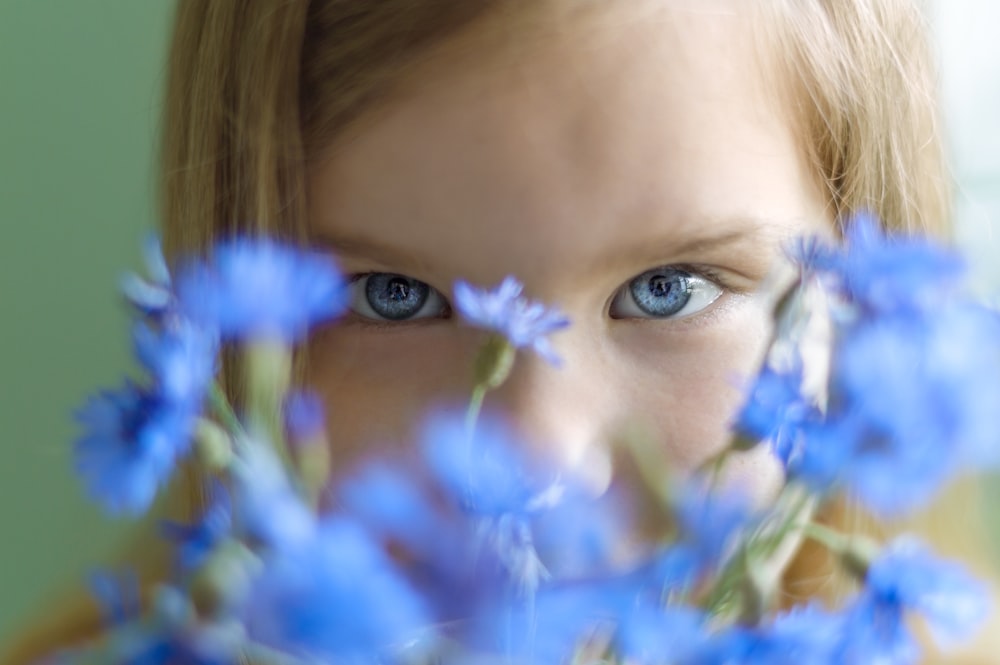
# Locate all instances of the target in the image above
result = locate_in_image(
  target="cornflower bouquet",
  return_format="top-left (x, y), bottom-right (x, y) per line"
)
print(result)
top-left (53, 215), bottom-right (1000, 664)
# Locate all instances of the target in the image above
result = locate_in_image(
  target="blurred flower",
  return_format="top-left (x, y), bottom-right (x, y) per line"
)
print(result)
top-left (742, 216), bottom-right (1000, 516)
top-left (74, 381), bottom-right (192, 516)
top-left (244, 518), bottom-right (429, 663)
top-left (422, 410), bottom-right (554, 518)
top-left (454, 276), bottom-right (570, 365)
top-left (89, 569), bottom-right (141, 626)
top-left (86, 586), bottom-right (236, 665)
top-left (674, 481), bottom-right (754, 570)
top-left (133, 320), bottom-right (217, 411)
top-left (230, 440), bottom-right (315, 550)
top-left (737, 603), bottom-right (843, 665)
top-left (784, 304), bottom-right (1000, 516)
top-left (120, 236), bottom-right (174, 318)
top-left (736, 358), bottom-right (813, 466)
top-left (339, 462), bottom-right (452, 562)
top-left (861, 538), bottom-right (989, 649)
top-left (614, 604), bottom-right (707, 663)
top-left (529, 483), bottom-right (630, 579)
top-left (795, 212), bottom-right (966, 314)
top-left (176, 239), bottom-right (348, 342)
top-left (423, 411), bottom-right (561, 600)
top-left (160, 488), bottom-right (232, 573)
top-left (282, 390), bottom-right (326, 445)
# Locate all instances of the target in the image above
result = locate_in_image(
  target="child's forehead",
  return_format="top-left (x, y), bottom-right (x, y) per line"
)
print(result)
top-left (310, 0), bottom-right (827, 287)
top-left (332, 0), bottom-right (788, 154)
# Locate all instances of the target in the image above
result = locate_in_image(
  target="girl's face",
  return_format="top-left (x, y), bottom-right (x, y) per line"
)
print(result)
top-left (306, 3), bottom-right (828, 498)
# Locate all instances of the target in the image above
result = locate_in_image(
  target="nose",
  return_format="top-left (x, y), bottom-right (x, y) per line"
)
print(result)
top-left (484, 328), bottom-right (617, 494)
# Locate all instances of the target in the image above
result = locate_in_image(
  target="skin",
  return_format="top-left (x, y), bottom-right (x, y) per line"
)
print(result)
top-left (305, 1), bottom-right (830, 505)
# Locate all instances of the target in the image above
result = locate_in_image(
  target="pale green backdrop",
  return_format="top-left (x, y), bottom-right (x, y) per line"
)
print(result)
top-left (0, 0), bottom-right (174, 645)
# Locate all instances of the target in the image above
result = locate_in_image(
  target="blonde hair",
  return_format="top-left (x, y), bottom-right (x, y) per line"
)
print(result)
top-left (763, 0), bottom-right (950, 237)
top-left (161, 0), bottom-right (950, 260)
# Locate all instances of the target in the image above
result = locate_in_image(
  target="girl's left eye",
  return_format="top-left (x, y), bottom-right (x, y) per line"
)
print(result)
top-left (609, 267), bottom-right (723, 319)
top-left (349, 273), bottom-right (449, 322)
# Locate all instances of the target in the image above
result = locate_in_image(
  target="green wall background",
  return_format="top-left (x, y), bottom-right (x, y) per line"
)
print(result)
top-left (0, 0), bottom-right (174, 646)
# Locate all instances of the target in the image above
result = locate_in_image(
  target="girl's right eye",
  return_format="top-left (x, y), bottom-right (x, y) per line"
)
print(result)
top-left (349, 273), bottom-right (449, 322)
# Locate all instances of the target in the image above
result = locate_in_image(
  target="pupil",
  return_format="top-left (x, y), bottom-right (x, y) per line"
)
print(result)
top-left (648, 275), bottom-right (675, 298)
top-left (387, 278), bottom-right (410, 302)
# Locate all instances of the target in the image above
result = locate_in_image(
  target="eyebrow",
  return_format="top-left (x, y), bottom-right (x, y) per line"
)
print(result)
top-left (311, 233), bottom-right (437, 276)
top-left (313, 214), bottom-right (793, 278)
top-left (593, 215), bottom-right (789, 274)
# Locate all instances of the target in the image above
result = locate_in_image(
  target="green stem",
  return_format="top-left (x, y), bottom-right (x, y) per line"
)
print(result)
top-left (465, 383), bottom-right (487, 434)
top-left (801, 521), bottom-right (850, 554)
top-left (209, 383), bottom-right (245, 440)
top-left (701, 483), bottom-right (816, 617)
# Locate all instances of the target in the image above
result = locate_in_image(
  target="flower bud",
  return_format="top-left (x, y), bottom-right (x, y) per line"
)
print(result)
top-left (474, 335), bottom-right (516, 389)
top-left (194, 418), bottom-right (233, 473)
top-left (189, 539), bottom-right (260, 619)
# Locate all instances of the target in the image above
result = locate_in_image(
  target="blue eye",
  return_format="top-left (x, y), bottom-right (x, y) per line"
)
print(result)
top-left (349, 273), bottom-right (448, 321)
top-left (609, 267), bottom-right (722, 319)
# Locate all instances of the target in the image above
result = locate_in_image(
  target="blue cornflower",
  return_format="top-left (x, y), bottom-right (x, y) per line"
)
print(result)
top-left (738, 603), bottom-right (843, 665)
top-left (786, 303), bottom-right (1000, 516)
top-left (243, 518), bottom-right (429, 663)
top-left (454, 276), bottom-right (570, 365)
top-left (83, 586), bottom-right (235, 665)
top-left (133, 320), bottom-right (217, 411)
top-left (339, 462), bottom-right (455, 562)
top-left (160, 487), bottom-right (231, 572)
top-left (794, 212), bottom-right (966, 314)
top-left (529, 483), bottom-right (630, 579)
top-left (176, 239), bottom-right (348, 342)
top-left (615, 604), bottom-right (708, 664)
top-left (674, 481), bottom-right (754, 568)
top-left (89, 569), bottom-right (141, 626)
top-left (230, 440), bottom-right (316, 550)
top-left (422, 410), bottom-right (556, 518)
top-left (74, 381), bottom-right (193, 516)
top-left (282, 390), bottom-right (326, 444)
top-left (422, 410), bottom-right (559, 595)
top-left (120, 235), bottom-right (174, 317)
top-left (735, 358), bottom-right (814, 466)
top-left (838, 304), bottom-right (1000, 470)
top-left (863, 538), bottom-right (989, 649)
top-left (494, 567), bottom-right (707, 664)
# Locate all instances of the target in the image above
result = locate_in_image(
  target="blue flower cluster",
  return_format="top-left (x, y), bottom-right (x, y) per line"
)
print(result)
top-left (73, 239), bottom-right (346, 515)
top-left (64, 228), bottom-right (993, 665)
top-left (738, 215), bottom-right (1000, 515)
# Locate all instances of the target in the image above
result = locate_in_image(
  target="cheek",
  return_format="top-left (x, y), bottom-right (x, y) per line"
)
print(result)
top-left (615, 311), bottom-right (760, 453)
top-left (611, 299), bottom-right (782, 499)
top-left (304, 324), bottom-right (476, 470)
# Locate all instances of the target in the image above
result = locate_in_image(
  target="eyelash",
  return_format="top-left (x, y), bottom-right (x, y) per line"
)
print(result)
top-left (345, 266), bottom-right (732, 326)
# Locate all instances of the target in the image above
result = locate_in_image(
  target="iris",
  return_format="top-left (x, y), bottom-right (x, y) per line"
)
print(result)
top-left (629, 268), bottom-right (691, 317)
top-left (363, 273), bottom-right (430, 320)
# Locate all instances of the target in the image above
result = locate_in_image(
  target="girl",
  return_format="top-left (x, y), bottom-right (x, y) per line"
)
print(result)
top-left (5, 0), bottom-right (989, 662)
